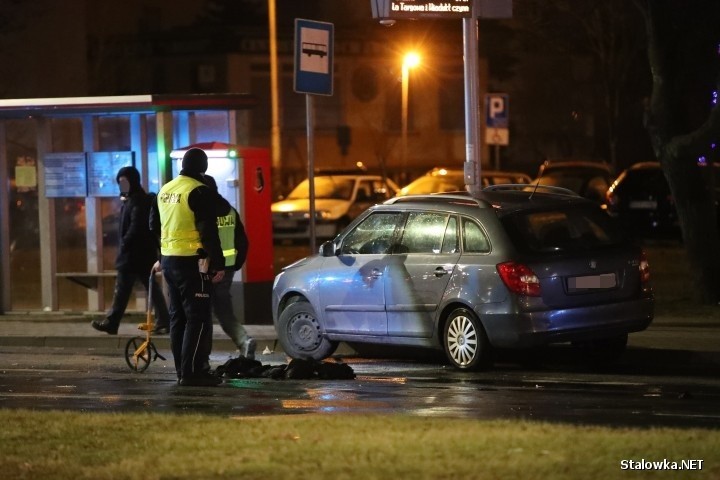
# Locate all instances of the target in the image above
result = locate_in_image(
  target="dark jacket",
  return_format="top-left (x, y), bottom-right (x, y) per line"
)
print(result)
top-left (226, 206), bottom-right (250, 272)
top-left (201, 174), bottom-right (247, 271)
top-left (115, 167), bottom-right (159, 274)
top-left (230, 207), bottom-right (249, 271)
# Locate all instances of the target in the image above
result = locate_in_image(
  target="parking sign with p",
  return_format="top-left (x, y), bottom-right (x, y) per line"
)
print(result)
top-left (485, 93), bottom-right (509, 146)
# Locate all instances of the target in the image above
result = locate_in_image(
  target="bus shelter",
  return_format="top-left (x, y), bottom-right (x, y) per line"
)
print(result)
top-left (0, 93), bottom-right (267, 317)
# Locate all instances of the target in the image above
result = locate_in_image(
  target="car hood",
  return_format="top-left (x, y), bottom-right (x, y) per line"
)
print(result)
top-left (271, 198), bottom-right (350, 219)
top-left (281, 255), bottom-right (315, 272)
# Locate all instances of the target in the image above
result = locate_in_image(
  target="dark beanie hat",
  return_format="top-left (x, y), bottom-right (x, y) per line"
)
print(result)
top-left (116, 165), bottom-right (141, 187)
top-left (182, 147), bottom-right (208, 174)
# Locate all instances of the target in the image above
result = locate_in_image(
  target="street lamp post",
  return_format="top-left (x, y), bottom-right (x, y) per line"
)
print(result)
top-left (401, 52), bottom-right (420, 185)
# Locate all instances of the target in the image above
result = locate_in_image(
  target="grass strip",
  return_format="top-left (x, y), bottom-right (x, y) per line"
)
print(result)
top-left (0, 410), bottom-right (718, 480)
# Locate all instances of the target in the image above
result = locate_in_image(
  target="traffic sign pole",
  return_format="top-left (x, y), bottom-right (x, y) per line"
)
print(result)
top-left (462, 3), bottom-right (482, 196)
top-left (294, 19), bottom-right (334, 253)
top-left (306, 94), bottom-right (316, 252)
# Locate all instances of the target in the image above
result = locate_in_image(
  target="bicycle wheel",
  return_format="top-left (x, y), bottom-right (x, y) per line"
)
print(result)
top-left (125, 336), bottom-right (152, 372)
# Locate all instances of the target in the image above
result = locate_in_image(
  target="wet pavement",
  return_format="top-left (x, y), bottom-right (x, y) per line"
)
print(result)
top-left (1, 311), bottom-right (719, 368)
top-left (1, 310), bottom-right (720, 428)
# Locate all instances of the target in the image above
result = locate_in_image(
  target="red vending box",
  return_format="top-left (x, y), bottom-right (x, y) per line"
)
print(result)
top-left (236, 146), bottom-right (274, 324)
top-left (171, 142), bottom-right (274, 324)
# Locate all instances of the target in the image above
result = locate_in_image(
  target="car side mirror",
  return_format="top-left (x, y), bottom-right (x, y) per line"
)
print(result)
top-left (320, 240), bottom-right (337, 257)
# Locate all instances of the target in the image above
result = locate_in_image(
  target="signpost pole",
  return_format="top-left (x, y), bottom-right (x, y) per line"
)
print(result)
top-left (294, 18), bottom-right (333, 254)
top-left (463, 1), bottom-right (482, 196)
top-left (306, 93), bottom-right (317, 253)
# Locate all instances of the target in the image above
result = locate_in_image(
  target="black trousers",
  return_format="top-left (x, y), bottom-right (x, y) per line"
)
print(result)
top-left (106, 268), bottom-right (169, 329)
top-left (163, 264), bottom-right (214, 380)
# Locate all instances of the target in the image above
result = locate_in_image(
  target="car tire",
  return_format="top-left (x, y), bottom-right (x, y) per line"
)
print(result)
top-left (277, 299), bottom-right (338, 361)
top-left (443, 307), bottom-right (493, 370)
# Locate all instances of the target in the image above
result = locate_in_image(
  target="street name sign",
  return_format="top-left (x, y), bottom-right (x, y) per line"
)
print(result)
top-left (372, 0), bottom-right (472, 19)
top-left (370, 0), bottom-right (511, 20)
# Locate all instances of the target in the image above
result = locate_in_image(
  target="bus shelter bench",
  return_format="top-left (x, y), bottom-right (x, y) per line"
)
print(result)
top-left (56, 271), bottom-right (162, 312)
top-left (56, 272), bottom-right (118, 290)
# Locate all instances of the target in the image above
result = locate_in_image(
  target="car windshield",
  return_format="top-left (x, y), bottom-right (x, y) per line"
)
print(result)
top-left (501, 205), bottom-right (625, 254)
top-left (400, 174), bottom-right (464, 195)
top-left (286, 177), bottom-right (355, 200)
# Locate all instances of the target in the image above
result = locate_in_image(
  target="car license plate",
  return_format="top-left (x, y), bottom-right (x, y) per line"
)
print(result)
top-left (568, 273), bottom-right (616, 289)
top-left (629, 200), bottom-right (657, 209)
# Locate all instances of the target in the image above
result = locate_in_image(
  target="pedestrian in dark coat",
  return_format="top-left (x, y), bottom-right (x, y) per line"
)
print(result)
top-left (91, 166), bottom-right (169, 335)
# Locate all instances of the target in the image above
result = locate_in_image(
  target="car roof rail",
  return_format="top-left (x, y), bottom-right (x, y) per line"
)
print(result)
top-left (484, 183), bottom-right (581, 197)
top-left (385, 193), bottom-right (491, 208)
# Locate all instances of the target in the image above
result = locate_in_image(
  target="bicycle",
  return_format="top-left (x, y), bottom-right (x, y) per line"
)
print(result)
top-left (124, 268), bottom-right (166, 372)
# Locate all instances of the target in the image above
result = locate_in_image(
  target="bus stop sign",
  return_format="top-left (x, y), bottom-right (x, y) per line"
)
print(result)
top-left (294, 19), bottom-right (334, 96)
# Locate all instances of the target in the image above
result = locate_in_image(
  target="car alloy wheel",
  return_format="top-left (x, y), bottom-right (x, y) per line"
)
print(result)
top-left (443, 307), bottom-right (492, 370)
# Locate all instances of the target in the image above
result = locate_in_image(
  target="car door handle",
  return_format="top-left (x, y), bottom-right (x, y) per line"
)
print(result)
top-left (371, 268), bottom-right (383, 278)
top-left (434, 267), bottom-right (450, 277)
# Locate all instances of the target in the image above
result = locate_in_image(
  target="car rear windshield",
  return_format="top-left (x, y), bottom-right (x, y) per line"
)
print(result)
top-left (615, 168), bottom-right (668, 194)
top-left (500, 205), bottom-right (625, 254)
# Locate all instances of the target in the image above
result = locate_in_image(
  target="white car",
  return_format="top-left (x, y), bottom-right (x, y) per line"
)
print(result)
top-left (396, 167), bottom-right (531, 196)
top-left (272, 174), bottom-right (399, 241)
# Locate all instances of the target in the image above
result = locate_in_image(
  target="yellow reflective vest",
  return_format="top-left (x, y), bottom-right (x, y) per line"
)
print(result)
top-left (217, 210), bottom-right (237, 268)
top-left (157, 175), bottom-right (205, 256)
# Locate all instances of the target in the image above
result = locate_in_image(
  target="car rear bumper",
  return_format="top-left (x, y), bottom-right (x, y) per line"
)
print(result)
top-left (481, 297), bottom-right (654, 348)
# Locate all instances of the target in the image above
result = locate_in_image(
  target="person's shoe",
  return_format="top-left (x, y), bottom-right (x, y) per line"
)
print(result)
top-left (242, 338), bottom-right (257, 360)
top-left (153, 325), bottom-right (169, 335)
top-left (178, 374), bottom-right (223, 387)
top-left (91, 319), bottom-right (118, 335)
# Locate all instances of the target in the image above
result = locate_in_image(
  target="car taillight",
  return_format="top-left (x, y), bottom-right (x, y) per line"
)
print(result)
top-left (639, 250), bottom-right (651, 285)
top-left (497, 262), bottom-right (541, 297)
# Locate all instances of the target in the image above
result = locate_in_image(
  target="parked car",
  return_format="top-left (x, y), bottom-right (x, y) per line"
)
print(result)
top-left (272, 174), bottom-right (399, 241)
top-left (272, 186), bottom-right (654, 370)
top-left (532, 160), bottom-right (613, 203)
top-left (396, 167), bottom-right (531, 196)
top-left (605, 161), bottom-right (720, 239)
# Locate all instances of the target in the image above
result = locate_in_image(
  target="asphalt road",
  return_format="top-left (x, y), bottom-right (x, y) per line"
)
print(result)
top-left (2, 344), bottom-right (719, 429)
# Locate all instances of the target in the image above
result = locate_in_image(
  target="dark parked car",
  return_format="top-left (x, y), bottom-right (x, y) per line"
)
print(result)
top-left (532, 160), bottom-right (613, 203)
top-left (396, 167), bottom-right (531, 196)
top-left (272, 186), bottom-right (654, 370)
top-left (605, 161), bottom-right (720, 239)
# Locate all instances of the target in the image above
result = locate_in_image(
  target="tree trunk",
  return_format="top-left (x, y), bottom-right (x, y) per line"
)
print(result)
top-left (642, 0), bottom-right (720, 304)
top-left (661, 155), bottom-right (720, 303)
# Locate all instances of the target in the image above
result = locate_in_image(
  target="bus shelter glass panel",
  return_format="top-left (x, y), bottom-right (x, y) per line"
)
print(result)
top-left (51, 118), bottom-right (88, 311)
top-left (194, 111), bottom-right (230, 143)
top-left (7, 119), bottom-right (40, 309)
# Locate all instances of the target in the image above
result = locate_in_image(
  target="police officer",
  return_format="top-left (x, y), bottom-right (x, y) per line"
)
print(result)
top-left (202, 175), bottom-right (256, 359)
top-left (151, 147), bottom-right (229, 387)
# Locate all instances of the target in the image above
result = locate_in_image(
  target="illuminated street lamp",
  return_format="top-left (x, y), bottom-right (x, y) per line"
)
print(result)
top-left (401, 51), bottom-right (420, 184)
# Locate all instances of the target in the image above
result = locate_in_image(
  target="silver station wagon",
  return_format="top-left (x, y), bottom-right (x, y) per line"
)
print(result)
top-left (272, 186), bottom-right (654, 370)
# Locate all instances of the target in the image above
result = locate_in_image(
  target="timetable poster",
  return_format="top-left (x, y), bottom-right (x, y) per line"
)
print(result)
top-left (87, 151), bottom-right (135, 197)
top-left (44, 153), bottom-right (87, 198)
